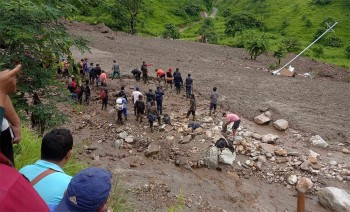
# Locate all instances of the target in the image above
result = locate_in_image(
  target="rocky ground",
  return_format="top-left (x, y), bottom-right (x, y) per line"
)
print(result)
top-left (64, 22), bottom-right (350, 211)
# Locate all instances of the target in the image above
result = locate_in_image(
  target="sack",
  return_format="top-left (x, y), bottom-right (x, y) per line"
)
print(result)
top-left (147, 113), bottom-right (157, 122)
top-left (116, 98), bottom-right (123, 111)
top-left (136, 101), bottom-right (145, 111)
top-left (215, 138), bottom-right (235, 153)
top-left (162, 114), bottom-right (171, 125)
top-left (100, 89), bottom-right (107, 100)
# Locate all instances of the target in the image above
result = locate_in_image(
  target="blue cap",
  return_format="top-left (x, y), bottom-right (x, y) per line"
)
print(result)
top-left (55, 167), bottom-right (112, 212)
top-left (136, 86), bottom-right (140, 91)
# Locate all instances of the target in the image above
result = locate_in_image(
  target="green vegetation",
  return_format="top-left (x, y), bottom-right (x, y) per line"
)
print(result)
top-left (167, 193), bottom-right (186, 212)
top-left (163, 24), bottom-right (180, 39)
top-left (14, 127), bottom-right (86, 175)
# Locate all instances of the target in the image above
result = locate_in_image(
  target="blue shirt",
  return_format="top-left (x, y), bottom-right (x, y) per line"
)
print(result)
top-left (19, 160), bottom-right (72, 211)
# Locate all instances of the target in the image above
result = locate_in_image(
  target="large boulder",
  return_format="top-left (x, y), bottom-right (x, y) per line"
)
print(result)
top-left (218, 148), bottom-right (236, 165)
top-left (204, 146), bottom-right (219, 169)
top-left (317, 187), bottom-right (350, 212)
top-left (310, 135), bottom-right (328, 148)
top-left (145, 145), bottom-right (161, 157)
top-left (262, 134), bottom-right (279, 144)
top-left (273, 119), bottom-right (289, 131)
top-left (254, 114), bottom-right (271, 125)
top-left (118, 131), bottom-right (128, 139)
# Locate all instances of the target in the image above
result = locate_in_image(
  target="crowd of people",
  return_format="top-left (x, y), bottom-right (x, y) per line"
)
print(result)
top-left (0, 58), bottom-right (241, 211)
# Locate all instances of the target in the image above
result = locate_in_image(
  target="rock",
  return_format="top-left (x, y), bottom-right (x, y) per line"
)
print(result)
top-left (234, 136), bottom-right (243, 142)
top-left (310, 135), bottom-right (328, 148)
top-left (309, 150), bottom-right (320, 158)
top-left (342, 170), bottom-right (350, 176)
top-left (125, 135), bottom-right (134, 144)
top-left (252, 133), bottom-right (262, 140)
top-left (179, 135), bottom-right (192, 144)
top-left (118, 131), bottom-right (128, 139)
top-left (193, 127), bottom-right (204, 135)
top-left (296, 177), bottom-right (313, 193)
top-left (227, 171), bottom-right (239, 180)
top-left (300, 161), bottom-right (310, 171)
top-left (258, 155), bottom-right (267, 164)
top-left (254, 114), bottom-right (271, 125)
top-left (262, 134), bottom-right (279, 144)
top-left (121, 155), bottom-right (143, 167)
top-left (112, 139), bottom-right (124, 149)
top-left (336, 175), bottom-right (343, 181)
top-left (203, 117), bottom-right (213, 123)
top-left (330, 160), bottom-right (338, 166)
top-left (274, 149), bottom-right (288, 157)
top-left (204, 146), bottom-right (219, 169)
top-left (85, 145), bottom-right (98, 151)
top-left (242, 131), bottom-right (253, 138)
top-left (255, 162), bottom-right (263, 171)
top-left (308, 156), bottom-right (317, 164)
top-left (218, 148), bottom-right (236, 165)
top-left (259, 143), bottom-right (279, 155)
top-left (82, 114), bottom-right (91, 121)
top-left (264, 111), bottom-right (272, 118)
top-left (341, 148), bottom-right (350, 154)
top-left (288, 175), bottom-right (298, 185)
top-left (145, 145), bottom-right (161, 157)
top-left (317, 187), bottom-right (350, 212)
top-left (166, 135), bottom-right (174, 141)
top-left (273, 119), bottom-right (289, 131)
top-left (109, 109), bottom-right (116, 114)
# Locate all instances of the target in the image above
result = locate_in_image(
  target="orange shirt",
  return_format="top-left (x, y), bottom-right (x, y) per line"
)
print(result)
top-left (100, 73), bottom-right (107, 83)
top-left (156, 69), bottom-right (165, 77)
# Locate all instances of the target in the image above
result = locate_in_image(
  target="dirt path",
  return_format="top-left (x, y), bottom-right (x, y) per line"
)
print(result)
top-left (65, 22), bottom-right (350, 211)
top-left (180, 7), bottom-right (218, 32)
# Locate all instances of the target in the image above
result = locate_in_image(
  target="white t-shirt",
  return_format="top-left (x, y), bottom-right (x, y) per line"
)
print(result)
top-left (132, 91), bottom-right (142, 104)
top-left (1, 118), bottom-right (9, 132)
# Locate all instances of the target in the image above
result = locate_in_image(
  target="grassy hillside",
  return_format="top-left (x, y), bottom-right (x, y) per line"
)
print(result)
top-left (72, 0), bottom-right (350, 69)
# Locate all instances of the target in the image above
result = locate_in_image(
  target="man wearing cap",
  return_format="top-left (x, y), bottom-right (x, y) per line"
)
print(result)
top-left (132, 86), bottom-right (142, 115)
top-left (19, 128), bottom-right (73, 211)
top-left (55, 167), bottom-right (112, 212)
top-left (111, 60), bottom-right (121, 80)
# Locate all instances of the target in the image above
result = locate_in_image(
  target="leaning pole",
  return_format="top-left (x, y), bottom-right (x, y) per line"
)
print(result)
top-left (273, 22), bottom-right (338, 76)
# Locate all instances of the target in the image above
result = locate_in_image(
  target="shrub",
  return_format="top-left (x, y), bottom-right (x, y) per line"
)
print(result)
top-left (274, 46), bottom-right (287, 65)
top-left (312, 46), bottom-right (324, 57)
top-left (345, 45), bottom-right (350, 58)
top-left (282, 38), bottom-right (301, 52)
top-left (162, 24), bottom-right (180, 39)
top-left (281, 18), bottom-right (289, 29)
top-left (173, 8), bottom-right (186, 17)
top-left (222, 9), bottom-right (232, 17)
top-left (243, 32), bottom-right (268, 60)
top-left (225, 13), bottom-right (263, 37)
top-left (184, 4), bottom-right (200, 16)
top-left (312, 0), bottom-right (334, 5)
top-left (325, 36), bottom-right (343, 47)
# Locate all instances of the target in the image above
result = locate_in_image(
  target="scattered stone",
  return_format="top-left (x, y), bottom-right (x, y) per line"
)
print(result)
top-left (227, 171), bottom-right (239, 180)
top-left (234, 136), bottom-right (243, 142)
top-left (274, 149), bottom-right (288, 157)
top-left (193, 127), bottom-right (204, 135)
top-left (317, 187), bottom-right (350, 212)
top-left (179, 135), bottom-right (192, 144)
top-left (242, 131), bottom-right (253, 138)
top-left (255, 162), bottom-right (262, 171)
top-left (310, 135), bottom-right (328, 148)
top-left (166, 135), bottom-right (175, 141)
top-left (261, 134), bottom-right (279, 144)
top-left (121, 155), bottom-right (143, 167)
top-left (300, 161), bottom-right (310, 171)
top-left (218, 148), bottom-right (236, 165)
top-left (309, 150), bottom-right (320, 158)
top-left (296, 177), bottom-right (313, 193)
top-left (203, 117), bottom-right (213, 123)
top-left (109, 109), bottom-right (116, 114)
top-left (252, 133), bottom-right (262, 140)
top-left (330, 160), bottom-right (338, 166)
top-left (342, 170), bottom-right (350, 176)
top-left (308, 156), bottom-right (318, 164)
top-left (288, 151), bottom-right (301, 156)
top-left (204, 146), bottom-right (219, 169)
top-left (273, 119), bottom-right (289, 131)
top-left (259, 143), bottom-right (279, 155)
top-left (125, 135), bottom-right (134, 144)
top-left (254, 114), bottom-right (271, 125)
top-left (336, 175), bottom-right (343, 181)
top-left (85, 145), bottom-right (98, 151)
top-left (288, 175), bottom-right (298, 185)
top-left (264, 111), bottom-right (272, 118)
top-left (112, 139), bottom-right (124, 149)
top-left (118, 131), bottom-right (128, 139)
top-left (145, 145), bottom-right (161, 157)
top-left (258, 155), bottom-right (267, 164)
top-left (341, 148), bottom-right (350, 154)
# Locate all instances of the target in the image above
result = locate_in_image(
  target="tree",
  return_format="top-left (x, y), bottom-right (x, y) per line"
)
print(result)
top-left (243, 31), bottom-right (268, 60)
top-left (225, 13), bottom-right (263, 37)
top-left (273, 46), bottom-right (287, 65)
top-left (197, 19), bottom-right (217, 44)
top-left (115, 0), bottom-right (144, 34)
top-left (0, 0), bottom-right (88, 133)
top-left (162, 24), bottom-right (180, 39)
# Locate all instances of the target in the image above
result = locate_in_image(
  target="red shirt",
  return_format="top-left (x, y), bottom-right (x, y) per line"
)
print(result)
top-left (156, 69), bottom-right (165, 77)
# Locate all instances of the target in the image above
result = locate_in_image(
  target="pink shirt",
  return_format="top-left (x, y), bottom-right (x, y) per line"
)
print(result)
top-left (226, 113), bottom-right (240, 123)
top-left (100, 73), bottom-right (107, 83)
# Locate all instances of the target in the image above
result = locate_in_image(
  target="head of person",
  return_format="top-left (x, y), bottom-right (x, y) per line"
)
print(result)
top-left (151, 101), bottom-right (155, 106)
top-left (168, 68), bottom-right (172, 72)
top-left (90, 63), bottom-right (93, 66)
top-left (155, 69), bottom-right (158, 72)
top-left (142, 61), bottom-right (145, 65)
top-left (80, 59), bottom-right (84, 62)
top-left (157, 86), bottom-right (160, 90)
top-left (176, 68), bottom-right (179, 72)
top-left (113, 60), bottom-right (116, 63)
top-left (188, 74), bottom-right (191, 77)
top-left (84, 58), bottom-right (88, 61)
top-left (102, 70), bottom-right (105, 73)
top-left (222, 112), bottom-right (227, 117)
top-left (139, 95), bottom-right (143, 100)
top-left (149, 89), bottom-right (152, 92)
top-left (41, 129), bottom-right (73, 167)
top-left (56, 167), bottom-right (112, 212)
top-left (213, 87), bottom-right (217, 92)
top-left (136, 86), bottom-right (140, 91)
top-left (96, 64), bottom-right (100, 67)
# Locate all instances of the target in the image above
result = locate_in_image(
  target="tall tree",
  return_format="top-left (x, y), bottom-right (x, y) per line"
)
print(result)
top-left (116, 0), bottom-right (144, 34)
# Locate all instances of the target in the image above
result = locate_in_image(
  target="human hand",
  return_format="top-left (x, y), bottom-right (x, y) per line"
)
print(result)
top-left (0, 64), bottom-right (21, 95)
top-left (11, 125), bottom-right (21, 144)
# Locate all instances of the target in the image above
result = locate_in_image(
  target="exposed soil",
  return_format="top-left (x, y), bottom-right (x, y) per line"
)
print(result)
top-left (64, 22), bottom-right (350, 211)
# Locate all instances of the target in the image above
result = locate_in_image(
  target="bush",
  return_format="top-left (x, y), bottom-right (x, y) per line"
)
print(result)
top-left (184, 4), bottom-right (200, 16)
top-left (225, 13), bottom-right (263, 37)
top-left (197, 19), bottom-right (218, 44)
top-left (313, 27), bottom-right (325, 41)
top-left (345, 45), bottom-right (350, 58)
top-left (162, 24), bottom-right (180, 39)
top-left (222, 9), bottom-right (232, 17)
top-left (173, 8), bottom-right (186, 17)
top-left (312, 46), bottom-right (324, 57)
top-left (312, 0), bottom-right (334, 5)
top-left (321, 17), bottom-right (335, 26)
top-left (325, 36), bottom-right (343, 47)
top-left (243, 31), bottom-right (268, 60)
top-left (273, 46), bottom-right (287, 65)
top-left (281, 18), bottom-right (289, 29)
top-left (282, 38), bottom-right (301, 52)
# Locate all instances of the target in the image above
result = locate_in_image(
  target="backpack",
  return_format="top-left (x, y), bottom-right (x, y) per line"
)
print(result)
top-left (116, 98), bottom-right (124, 111)
top-left (100, 89), bottom-right (107, 100)
top-left (215, 138), bottom-right (235, 153)
top-left (119, 91), bottom-right (126, 99)
top-left (75, 86), bottom-right (81, 94)
top-left (136, 100), bottom-right (145, 111)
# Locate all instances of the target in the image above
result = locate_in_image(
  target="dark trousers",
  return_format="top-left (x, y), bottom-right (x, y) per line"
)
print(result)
top-left (102, 99), bottom-right (108, 110)
top-left (175, 84), bottom-right (181, 94)
top-left (117, 110), bottom-right (123, 125)
top-left (143, 73), bottom-right (148, 84)
top-left (0, 128), bottom-right (14, 165)
top-left (135, 74), bottom-right (141, 81)
top-left (186, 86), bottom-right (192, 98)
top-left (156, 100), bottom-right (163, 115)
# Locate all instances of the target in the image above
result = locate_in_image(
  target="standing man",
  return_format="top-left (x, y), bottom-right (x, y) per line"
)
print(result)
top-left (222, 112), bottom-right (241, 136)
top-left (173, 70), bottom-right (183, 95)
top-left (155, 86), bottom-right (164, 115)
top-left (118, 86), bottom-right (128, 102)
top-left (166, 68), bottom-right (173, 89)
top-left (141, 61), bottom-right (152, 84)
top-left (115, 94), bottom-right (124, 125)
top-left (132, 86), bottom-right (142, 115)
top-left (111, 60), bottom-right (121, 80)
top-left (99, 70), bottom-right (107, 86)
top-left (209, 87), bottom-right (219, 115)
top-left (135, 95), bottom-right (145, 123)
top-left (100, 86), bottom-right (108, 110)
top-left (185, 74), bottom-right (193, 98)
top-left (186, 94), bottom-right (196, 121)
top-left (19, 129), bottom-right (73, 211)
top-left (88, 62), bottom-right (95, 84)
top-left (94, 64), bottom-right (102, 87)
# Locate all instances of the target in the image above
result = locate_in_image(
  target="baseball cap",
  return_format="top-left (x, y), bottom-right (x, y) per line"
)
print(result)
top-left (136, 86), bottom-right (140, 91)
top-left (55, 167), bottom-right (112, 212)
